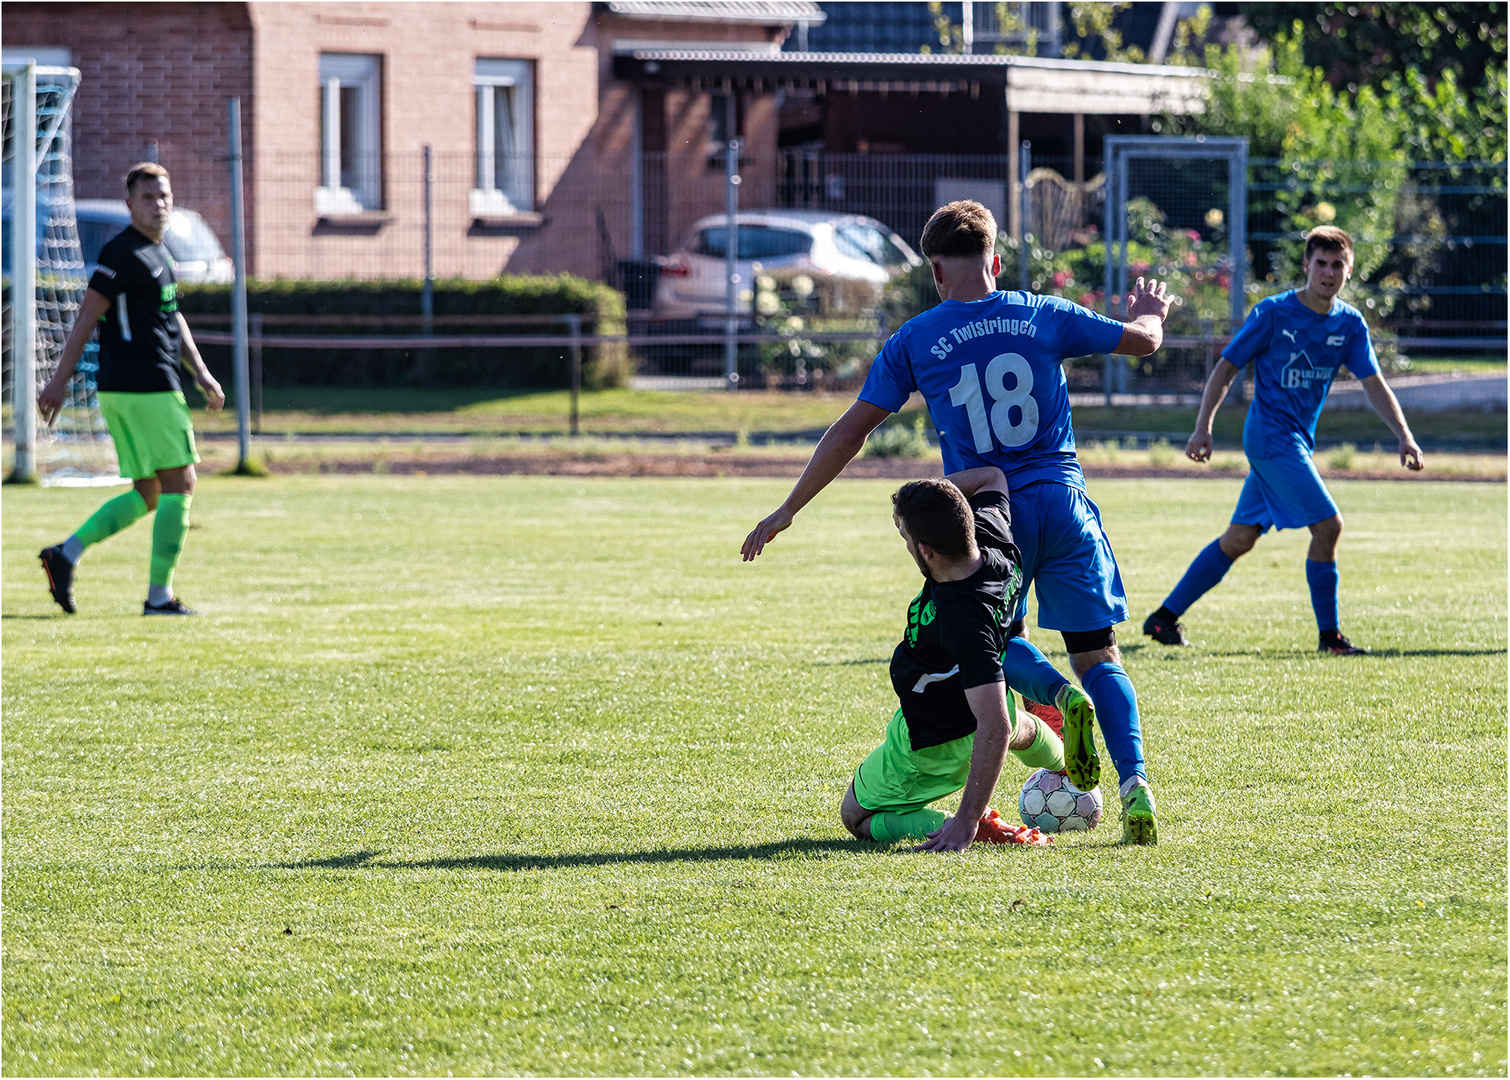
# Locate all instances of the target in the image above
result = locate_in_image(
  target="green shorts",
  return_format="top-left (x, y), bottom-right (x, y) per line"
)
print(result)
top-left (98, 391), bottom-right (200, 480)
top-left (851, 708), bottom-right (975, 816)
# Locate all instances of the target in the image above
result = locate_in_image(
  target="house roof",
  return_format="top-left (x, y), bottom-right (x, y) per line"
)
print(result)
top-left (602, 1), bottom-right (825, 25)
top-left (614, 49), bottom-right (1211, 114)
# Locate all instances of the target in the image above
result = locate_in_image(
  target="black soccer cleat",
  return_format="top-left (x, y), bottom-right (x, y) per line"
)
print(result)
top-left (143, 597), bottom-right (199, 616)
top-left (1142, 610), bottom-right (1188, 646)
top-left (39, 545), bottom-right (76, 614)
top-left (1318, 632), bottom-right (1368, 656)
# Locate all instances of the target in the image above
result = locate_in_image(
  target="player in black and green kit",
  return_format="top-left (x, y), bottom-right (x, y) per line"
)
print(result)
top-left (37, 163), bottom-right (224, 615)
top-left (839, 466), bottom-right (1094, 851)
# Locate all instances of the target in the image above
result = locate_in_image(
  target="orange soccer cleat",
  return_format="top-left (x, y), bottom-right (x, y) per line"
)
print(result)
top-left (1020, 696), bottom-right (1064, 737)
top-left (975, 808), bottom-right (1053, 846)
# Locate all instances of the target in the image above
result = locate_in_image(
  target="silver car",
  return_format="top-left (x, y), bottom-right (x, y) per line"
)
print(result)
top-left (76, 199), bottom-right (235, 284)
top-left (653, 210), bottom-right (921, 317)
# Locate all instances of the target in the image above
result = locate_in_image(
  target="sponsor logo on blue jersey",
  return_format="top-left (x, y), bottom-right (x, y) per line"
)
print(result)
top-left (1280, 349), bottom-right (1334, 391)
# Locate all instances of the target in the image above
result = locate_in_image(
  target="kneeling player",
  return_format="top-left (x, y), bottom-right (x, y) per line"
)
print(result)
top-left (839, 468), bottom-right (1092, 851)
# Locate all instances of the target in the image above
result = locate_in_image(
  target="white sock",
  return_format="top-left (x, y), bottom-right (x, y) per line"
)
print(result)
top-left (147, 584), bottom-right (173, 607)
top-left (1119, 776), bottom-right (1150, 799)
top-left (61, 535), bottom-right (84, 563)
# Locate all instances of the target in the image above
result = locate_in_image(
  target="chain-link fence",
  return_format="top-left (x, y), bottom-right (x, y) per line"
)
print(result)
top-left (1249, 159), bottom-right (1507, 353)
top-left (19, 135), bottom-right (1503, 398)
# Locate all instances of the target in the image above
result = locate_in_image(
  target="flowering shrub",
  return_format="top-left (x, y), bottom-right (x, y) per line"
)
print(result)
top-left (751, 269), bottom-right (882, 385)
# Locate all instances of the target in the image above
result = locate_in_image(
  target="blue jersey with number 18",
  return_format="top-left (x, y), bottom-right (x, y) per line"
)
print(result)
top-left (859, 291), bottom-right (1126, 491)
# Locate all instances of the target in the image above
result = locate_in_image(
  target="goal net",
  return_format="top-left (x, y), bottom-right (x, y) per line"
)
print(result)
top-left (3, 63), bottom-right (121, 485)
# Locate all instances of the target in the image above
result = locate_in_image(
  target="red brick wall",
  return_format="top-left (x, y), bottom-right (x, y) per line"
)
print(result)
top-left (8, 1), bottom-right (794, 280)
top-left (5, 3), bottom-right (255, 264)
top-left (247, 2), bottom-right (605, 279)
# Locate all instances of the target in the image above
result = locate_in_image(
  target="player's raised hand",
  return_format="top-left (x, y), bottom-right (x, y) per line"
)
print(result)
top-left (916, 815), bottom-right (976, 853)
top-left (1127, 276), bottom-right (1172, 322)
top-left (741, 506), bottom-right (794, 562)
top-left (36, 376), bottom-right (68, 426)
top-left (1185, 430), bottom-right (1214, 463)
top-left (1399, 437), bottom-right (1425, 472)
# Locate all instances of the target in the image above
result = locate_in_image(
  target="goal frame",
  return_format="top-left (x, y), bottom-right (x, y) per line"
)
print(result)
top-left (1102, 135), bottom-right (1249, 332)
top-left (4, 61), bottom-right (116, 485)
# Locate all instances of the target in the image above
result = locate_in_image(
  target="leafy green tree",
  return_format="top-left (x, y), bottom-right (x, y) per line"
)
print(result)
top-left (1240, 3), bottom-right (1506, 94)
top-left (1384, 65), bottom-right (1508, 161)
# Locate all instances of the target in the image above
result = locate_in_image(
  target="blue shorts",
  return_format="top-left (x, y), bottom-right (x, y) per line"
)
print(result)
top-left (1010, 481), bottom-right (1129, 633)
top-left (1232, 451), bottom-right (1339, 532)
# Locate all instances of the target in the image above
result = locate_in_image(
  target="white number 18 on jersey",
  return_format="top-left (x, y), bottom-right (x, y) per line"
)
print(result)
top-left (947, 353), bottom-right (1039, 453)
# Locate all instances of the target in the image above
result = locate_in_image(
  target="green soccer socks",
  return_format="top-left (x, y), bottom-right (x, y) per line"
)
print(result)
top-left (1011, 713), bottom-right (1066, 773)
top-left (868, 808), bottom-right (949, 843)
top-left (71, 489), bottom-right (150, 555)
top-left (149, 493), bottom-right (191, 595)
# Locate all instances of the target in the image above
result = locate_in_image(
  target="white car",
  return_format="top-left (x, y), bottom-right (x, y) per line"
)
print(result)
top-left (76, 199), bottom-right (235, 284)
top-left (653, 210), bottom-right (921, 317)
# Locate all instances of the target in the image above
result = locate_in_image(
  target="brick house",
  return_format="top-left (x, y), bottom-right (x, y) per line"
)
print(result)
top-left (6, 1), bottom-right (1205, 283)
top-left (4, 1), bottom-right (818, 281)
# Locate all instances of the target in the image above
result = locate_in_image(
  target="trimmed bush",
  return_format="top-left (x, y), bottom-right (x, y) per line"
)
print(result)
top-left (178, 276), bottom-right (629, 389)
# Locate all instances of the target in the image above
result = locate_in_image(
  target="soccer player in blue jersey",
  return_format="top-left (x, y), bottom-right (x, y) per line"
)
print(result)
top-left (1143, 225), bottom-right (1424, 654)
top-left (742, 200), bottom-right (1172, 844)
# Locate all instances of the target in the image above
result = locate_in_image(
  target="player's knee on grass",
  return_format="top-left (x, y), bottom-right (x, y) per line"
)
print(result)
top-left (157, 463), bottom-right (196, 497)
top-left (840, 783), bottom-right (873, 840)
top-left (1006, 709), bottom-right (1035, 752)
top-left (1220, 523), bottom-right (1262, 559)
top-left (133, 477), bottom-right (161, 511)
top-left (1310, 513), bottom-right (1343, 544)
top-left (1063, 627), bottom-right (1119, 674)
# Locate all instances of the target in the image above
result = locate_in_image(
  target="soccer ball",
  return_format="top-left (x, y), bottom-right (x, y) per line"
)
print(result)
top-left (1018, 768), bottom-right (1103, 833)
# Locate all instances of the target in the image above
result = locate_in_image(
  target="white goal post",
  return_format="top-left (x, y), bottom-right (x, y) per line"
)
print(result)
top-left (3, 61), bottom-right (121, 485)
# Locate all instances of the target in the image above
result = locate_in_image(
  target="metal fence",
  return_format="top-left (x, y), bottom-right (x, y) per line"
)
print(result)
top-left (13, 137), bottom-right (1505, 404)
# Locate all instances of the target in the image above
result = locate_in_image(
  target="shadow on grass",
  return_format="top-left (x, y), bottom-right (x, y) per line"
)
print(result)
top-left (1123, 642), bottom-right (1506, 660)
top-left (811, 657), bottom-right (889, 666)
top-left (272, 838), bottom-right (864, 873)
top-left (1, 614), bottom-right (63, 620)
top-left (260, 387), bottom-right (539, 415)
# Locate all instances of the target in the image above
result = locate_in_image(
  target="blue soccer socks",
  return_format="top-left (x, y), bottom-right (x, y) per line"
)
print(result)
top-left (1002, 636), bottom-right (1071, 708)
top-left (1306, 558), bottom-right (1340, 634)
top-left (1162, 539), bottom-right (1234, 618)
top-left (1080, 661), bottom-right (1146, 785)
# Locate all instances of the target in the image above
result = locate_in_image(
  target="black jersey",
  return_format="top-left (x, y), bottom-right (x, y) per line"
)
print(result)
top-left (87, 226), bottom-right (182, 393)
top-left (889, 489), bottom-right (1024, 750)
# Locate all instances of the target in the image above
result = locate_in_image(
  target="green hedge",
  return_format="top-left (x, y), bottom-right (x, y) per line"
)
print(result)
top-left (178, 277), bottom-right (629, 389)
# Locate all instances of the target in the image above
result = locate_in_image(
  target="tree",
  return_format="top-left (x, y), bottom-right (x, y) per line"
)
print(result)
top-left (1241, 3), bottom-right (1507, 94)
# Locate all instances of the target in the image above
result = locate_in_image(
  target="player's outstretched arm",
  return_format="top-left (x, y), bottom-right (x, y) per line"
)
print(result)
top-left (1186, 359), bottom-right (1241, 463)
top-left (917, 681), bottom-right (1011, 852)
top-left (1114, 276), bottom-right (1171, 357)
top-left (37, 288), bottom-right (111, 426)
top-left (944, 466), bottom-right (1008, 499)
top-left (1359, 372), bottom-right (1425, 471)
top-left (740, 399), bottom-right (891, 561)
top-left (177, 313), bottom-right (225, 411)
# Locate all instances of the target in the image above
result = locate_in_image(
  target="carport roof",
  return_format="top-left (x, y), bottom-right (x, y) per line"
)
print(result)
top-left (614, 49), bottom-right (1210, 115)
top-left (602, 1), bottom-right (826, 25)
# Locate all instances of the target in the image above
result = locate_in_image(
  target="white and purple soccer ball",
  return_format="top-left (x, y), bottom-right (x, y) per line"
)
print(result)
top-left (1019, 768), bottom-right (1103, 833)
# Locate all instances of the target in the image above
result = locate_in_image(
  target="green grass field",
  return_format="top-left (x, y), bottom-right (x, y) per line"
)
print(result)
top-left (3, 475), bottom-right (1505, 1076)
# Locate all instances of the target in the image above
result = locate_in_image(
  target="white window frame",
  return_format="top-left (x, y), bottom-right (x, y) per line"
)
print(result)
top-left (471, 58), bottom-right (534, 216)
top-left (316, 53), bottom-right (382, 215)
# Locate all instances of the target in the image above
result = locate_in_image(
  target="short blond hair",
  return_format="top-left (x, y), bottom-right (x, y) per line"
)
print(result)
top-left (919, 200), bottom-right (997, 259)
top-left (125, 162), bottom-right (170, 194)
top-left (1303, 225), bottom-right (1353, 264)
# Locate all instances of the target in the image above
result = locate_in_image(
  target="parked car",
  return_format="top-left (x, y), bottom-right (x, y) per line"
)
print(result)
top-left (653, 210), bottom-right (922, 317)
top-left (75, 199), bottom-right (235, 284)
